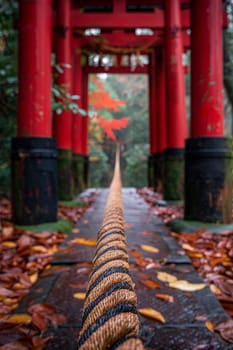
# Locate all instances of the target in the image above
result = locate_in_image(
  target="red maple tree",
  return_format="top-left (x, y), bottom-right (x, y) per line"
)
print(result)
top-left (89, 75), bottom-right (128, 140)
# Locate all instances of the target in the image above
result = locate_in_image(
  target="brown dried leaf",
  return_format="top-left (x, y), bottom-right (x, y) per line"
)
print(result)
top-left (46, 312), bottom-right (66, 325)
top-left (155, 293), bottom-right (174, 303)
top-left (140, 279), bottom-right (160, 289)
top-left (0, 342), bottom-right (29, 350)
top-left (32, 312), bottom-right (49, 332)
top-left (27, 303), bottom-right (55, 315)
top-left (215, 319), bottom-right (233, 343)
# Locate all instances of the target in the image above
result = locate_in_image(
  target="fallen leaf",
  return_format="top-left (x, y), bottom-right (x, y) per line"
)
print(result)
top-left (72, 228), bottom-right (80, 234)
top-left (27, 303), bottom-right (55, 315)
top-left (7, 313), bottom-right (32, 324)
top-left (181, 243), bottom-right (196, 252)
top-left (210, 284), bottom-right (221, 295)
top-left (29, 272), bottom-right (38, 284)
top-left (155, 293), bottom-right (174, 303)
top-left (130, 248), bottom-right (143, 258)
top-left (141, 230), bottom-right (154, 235)
top-left (157, 272), bottom-right (178, 283)
top-left (205, 320), bottom-right (215, 332)
top-left (46, 312), bottom-right (66, 325)
top-left (31, 245), bottom-right (48, 253)
top-left (215, 319), bottom-right (233, 343)
top-left (138, 308), bottom-right (165, 323)
top-left (140, 279), bottom-right (160, 289)
top-left (124, 223), bottom-right (133, 229)
top-left (2, 241), bottom-right (17, 248)
top-left (141, 244), bottom-right (159, 253)
top-left (169, 280), bottom-right (206, 292)
top-left (32, 312), bottom-right (49, 332)
top-left (73, 292), bottom-right (86, 300)
top-left (32, 336), bottom-right (51, 350)
top-left (72, 237), bottom-right (96, 246)
top-left (0, 341), bottom-right (29, 350)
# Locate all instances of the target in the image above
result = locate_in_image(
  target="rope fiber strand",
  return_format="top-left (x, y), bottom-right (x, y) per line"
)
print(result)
top-left (77, 147), bottom-right (144, 350)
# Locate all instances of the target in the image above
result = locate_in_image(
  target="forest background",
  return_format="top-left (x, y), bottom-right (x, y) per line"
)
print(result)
top-left (0, 0), bottom-right (233, 192)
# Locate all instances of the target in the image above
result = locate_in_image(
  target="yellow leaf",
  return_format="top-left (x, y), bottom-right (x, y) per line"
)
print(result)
top-left (73, 292), bottom-right (86, 300)
top-left (155, 293), bottom-right (174, 303)
top-left (73, 238), bottom-right (96, 246)
top-left (12, 283), bottom-right (27, 290)
top-left (157, 272), bottom-right (177, 283)
top-left (31, 245), bottom-right (48, 253)
top-left (7, 313), bottom-right (32, 323)
top-left (2, 241), bottom-right (17, 248)
top-left (29, 272), bottom-right (38, 284)
top-left (210, 284), bottom-right (221, 295)
top-left (138, 308), bottom-right (165, 323)
top-left (141, 244), bottom-right (159, 253)
top-left (181, 243), bottom-right (196, 252)
top-left (205, 320), bottom-right (215, 332)
top-left (169, 280), bottom-right (206, 292)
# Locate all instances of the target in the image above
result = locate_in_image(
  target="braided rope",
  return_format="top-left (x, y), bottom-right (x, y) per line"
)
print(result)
top-left (77, 148), bottom-right (144, 350)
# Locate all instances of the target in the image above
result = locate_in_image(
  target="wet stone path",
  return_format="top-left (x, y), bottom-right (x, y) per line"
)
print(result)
top-left (16, 189), bottom-right (232, 349)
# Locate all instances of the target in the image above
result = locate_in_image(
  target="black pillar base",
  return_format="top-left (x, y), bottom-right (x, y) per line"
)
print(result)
top-left (148, 153), bottom-right (164, 192)
top-left (73, 153), bottom-right (85, 195)
top-left (164, 148), bottom-right (184, 200)
top-left (185, 137), bottom-right (233, 223)
top-left (83, 155), bottom-right (89, 188)
top-left (11, 137), bottom-right (58, 225)
top-left (57, 149), bottom-right (74, 201)
top-left (147, 154), bottom-right (154, 187)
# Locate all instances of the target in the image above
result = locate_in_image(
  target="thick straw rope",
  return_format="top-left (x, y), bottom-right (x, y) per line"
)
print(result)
top-left (77, 148), bottom-right (144, 350)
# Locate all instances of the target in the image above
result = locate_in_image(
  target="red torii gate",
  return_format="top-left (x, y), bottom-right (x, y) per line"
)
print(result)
top-left (12, 0), bottom-right (232, 226)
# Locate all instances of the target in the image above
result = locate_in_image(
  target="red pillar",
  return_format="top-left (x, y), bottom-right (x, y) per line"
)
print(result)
top-left (156, 48), bottom-right (167, 153)
top-left (164, 0), bottom-right (187, 200)
top-left (191, 0), bottom-right (224, 137)
top-left (53, 0), bottom-right (74, 200)
top-left (148, 51), bottom-right (159, 189)
top-left (82, 70), bottom-right (89, 187)
top-left (12, 0), bottom-right (57, 225)
top-left (53, 0), bottom-right (72, 149)
top-left (165, 0), bottom-right (187, 148)
top-left (185, 0), bottom-right (232, 223)
top-left (72, 37), bottom-right (85, 193)
top-left (18, 0), bottom-right (52, 137)
top-left (72, 38), bottom-right (83, 155)
top-left (149, 51), bottom-right (157, 156)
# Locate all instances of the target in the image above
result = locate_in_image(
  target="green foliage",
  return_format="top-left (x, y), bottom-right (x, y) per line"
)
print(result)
top-left (123, 144), bottom-right (149, 187)
top-left (0, 0), bottom-right (18, 194)
top-left (89, 146), bottom-right (111, 187)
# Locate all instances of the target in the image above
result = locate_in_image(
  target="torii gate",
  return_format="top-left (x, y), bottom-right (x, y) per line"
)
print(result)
top-left (12, 0), bottom-right (232, 226)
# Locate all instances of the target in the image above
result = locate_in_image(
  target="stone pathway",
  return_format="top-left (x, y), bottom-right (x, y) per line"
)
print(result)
top-left (16, 189), bottom-right (232, 349)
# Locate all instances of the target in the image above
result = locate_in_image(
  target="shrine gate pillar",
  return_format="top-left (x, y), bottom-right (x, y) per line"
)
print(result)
top-left (164, 0), bottom-right (187, 200)
top-left (148, 51), bottom-right (157, 188)
top-left (82, 70), bottom-right (89, 188)
top-left (11, 0), bottom-right (57, 225)
top-left (185, 0), bottom-right (233, 223)
top-left (53, 0), bottom-right (74, 200)
top-left (72, 38), bottom-right (85, 194)
top-left (155, 47), bottom-right (167, 192)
